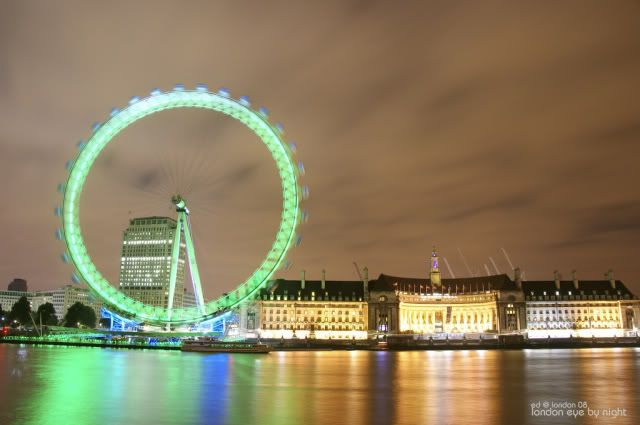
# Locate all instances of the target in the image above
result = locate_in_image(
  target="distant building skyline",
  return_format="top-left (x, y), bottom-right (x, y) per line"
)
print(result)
top-left (1, 284), bottom-right (101, 320)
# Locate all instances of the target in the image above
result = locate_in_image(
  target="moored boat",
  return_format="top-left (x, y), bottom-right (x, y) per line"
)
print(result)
top-left (181, 339), bottom-right (271, 353)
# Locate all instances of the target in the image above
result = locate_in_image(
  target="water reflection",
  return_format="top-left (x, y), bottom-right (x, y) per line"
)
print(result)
top-left (0, 346), bottom-right (637, 425)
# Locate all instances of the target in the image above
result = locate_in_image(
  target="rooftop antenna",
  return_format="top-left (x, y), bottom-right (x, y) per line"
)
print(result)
top-left (489, 256), bottom-right (501, 274)
top-left (483, 264), bottom-right (492, 276)
top-left (501, 247), bottom-right (515, 270)
top-left (443, 257), bottom-right (456, 279)
top-left (457, 247), bottom-right (475, 277)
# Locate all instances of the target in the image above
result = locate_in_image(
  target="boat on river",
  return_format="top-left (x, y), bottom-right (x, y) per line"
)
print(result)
top-left (181, 339), bottom-right (271, 353)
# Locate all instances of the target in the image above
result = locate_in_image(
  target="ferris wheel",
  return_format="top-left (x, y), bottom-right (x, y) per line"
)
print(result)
top-left (55, 84), bottom-right (307, 325)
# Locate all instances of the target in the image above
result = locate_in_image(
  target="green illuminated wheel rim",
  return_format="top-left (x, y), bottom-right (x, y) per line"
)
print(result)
top-left (58, 85), bottom-right (305, 324)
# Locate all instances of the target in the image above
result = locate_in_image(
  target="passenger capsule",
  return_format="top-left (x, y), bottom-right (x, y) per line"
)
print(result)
top-left (150, 88), bottom-right (162, 96)
top-left (128, 96), bottom-right (140, 105)
top-left (55, 228), bottom-right (63, 240)
top-left (65, 160), bottom-right (74, 170)
top-left (297, 161), bottom-right (305, 175)
top-left (77, 140), bottom-right (86, 150)
top-left (61, 252), bottom-right (70, 263)
top-left (218, 88), bottom-right (230, 97)
top-left (195, 83), bottom-right (208, 92)
top-left (54, 206), bottom-right (62, 216)
top-left (239, 96), bottom-right (250, 106)
top-left (295, 235), bottom-right (303, 246)
top-left (71, 273), bottom-right (81, 284)
top-left (302, 186), bottom-right (310, 200)
top-left (57, 183), bottom-right (65, 193)
top-left (173, 83), bottom-right (185, 91)
top-left (110, 107), bottom-right (120, 117)
top-left (275, 123), bottom-right (284, 133)
top-left (91, 122), bottom-right (101, 132)
top-left (288, 142), bottom-right (297, 153)
top-left (258, 107), bottom-right (269, 117)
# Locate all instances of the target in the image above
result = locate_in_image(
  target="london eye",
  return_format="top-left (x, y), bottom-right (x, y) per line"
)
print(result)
top-left (55, 84), bottom-right (307, 325)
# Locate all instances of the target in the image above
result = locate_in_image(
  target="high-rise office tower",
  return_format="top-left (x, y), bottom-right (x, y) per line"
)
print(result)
top-left (119, 217), bottom-right (185, 308)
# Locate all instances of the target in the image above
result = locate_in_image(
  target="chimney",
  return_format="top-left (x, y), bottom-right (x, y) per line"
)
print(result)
top-left (514, 267), bottom-right (522, 289)
top-left (301, 269), bottom-right (306, 290)
top-left (572, 270), bottom-right (579, 290)
top-left (321, 269), bottom-right (326, 290)
top-left (554, 270), bottom-right (561, 290)
top-left (607, 269), bottom-right (615, 289)
top-left (363, 266), bottom-right (369, 301)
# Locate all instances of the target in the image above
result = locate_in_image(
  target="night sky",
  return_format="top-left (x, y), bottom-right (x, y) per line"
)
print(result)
top-left (1, 1), bottom-right (639, 297)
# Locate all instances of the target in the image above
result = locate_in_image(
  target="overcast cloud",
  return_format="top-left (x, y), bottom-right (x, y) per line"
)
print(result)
top-left (1, 1), bottom-right (639, 296)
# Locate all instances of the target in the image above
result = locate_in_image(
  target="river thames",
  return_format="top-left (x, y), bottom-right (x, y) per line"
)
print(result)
top-left (0, 345), bottom-right (637, 425)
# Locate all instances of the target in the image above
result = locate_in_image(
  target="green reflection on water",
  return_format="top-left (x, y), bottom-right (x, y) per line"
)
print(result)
top-left (1, 345), bottom-right (638, 425)
top-left (21, 346), bottom-right (204, 425)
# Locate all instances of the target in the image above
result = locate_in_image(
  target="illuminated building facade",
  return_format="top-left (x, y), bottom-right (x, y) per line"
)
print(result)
top-left (119, 217), bottom-right (185, 308)
top-left (0, 290), bottom-right (31, 312)
top-left (255, 270), bottom-right (368, 339)
top-left (368, 248), bottom-right (526, 334)
top-left (366, 249), bottom-right (639, 337)
top-left (29, 285), bottom-right (102, 320)
top-left (524, 270), bottom-right (640, 336)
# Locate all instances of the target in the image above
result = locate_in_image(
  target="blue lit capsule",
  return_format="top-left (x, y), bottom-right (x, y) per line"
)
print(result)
top-left (296, 235), bottom-right (303, 246)
top-left (284, 260), bottom-right (291, 270)
top-left (128, 96), bottom-right (140, 105)
top-left (55, 228), bottom-right (63, 240)
top-left (301, 210), bottom-right (309, 223)
top-left (54, 206), bottom-right (62, 216)
top-left (288, 142), bottom-right (297, 153)
top-left (65, 160), bottom-right (74, 170)
top-left (150, 88), bottom-right (162, 96)
top-left (196, 83), bottom-right (208, 92)
top-left (275, 123), bottom-right (284, 133)
top-left (218, 87), bottom-right (230, 97)
top-left (258, 107), bottom-right (269, 117)
top-left (61, 252), bottom-right (70, 263)
top-left (297, 161), bottom-right (305, 175)
top-left (77, 140), bottom-right (86, 150)
top-left (239, 96), bottom-right (250, 106)
top-left (110, 107), bottom-right (120, 117)
top-left (71, 273), bottom-right (81, 284)
top-left (174, 83), bottom-right (185, 91)
top-left (57, 183), bottom-right (65, 193)
top-left (91, 122), bottom-right (101, 132)
top-left (302, 186), bottom-right (310, 200)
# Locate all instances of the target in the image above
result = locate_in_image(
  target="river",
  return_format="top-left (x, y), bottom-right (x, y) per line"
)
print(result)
top-left (0, 345), bottom-right (638, 425)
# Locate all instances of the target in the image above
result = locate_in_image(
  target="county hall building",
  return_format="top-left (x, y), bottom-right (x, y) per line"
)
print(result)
top-left (248, 248), bottom-right (640, 338)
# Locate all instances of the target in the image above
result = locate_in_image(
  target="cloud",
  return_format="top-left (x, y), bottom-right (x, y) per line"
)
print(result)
top-left (1, 1), bottom-right (639, 295)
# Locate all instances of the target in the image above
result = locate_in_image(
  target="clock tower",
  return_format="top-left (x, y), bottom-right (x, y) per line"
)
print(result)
top-left (430, 246), bottom-right (441, 289)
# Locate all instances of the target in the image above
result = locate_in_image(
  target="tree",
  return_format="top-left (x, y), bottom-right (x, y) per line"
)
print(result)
top-left (63, 302), bottom-right (97, 328)
top-left (36, 302), bottom-right (58, 326)
top-left (9, 296), bottom-right (32, 326)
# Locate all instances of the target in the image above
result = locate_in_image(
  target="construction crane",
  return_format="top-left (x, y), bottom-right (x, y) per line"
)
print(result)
top-left (353, 262), bottom-right (363, 281)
